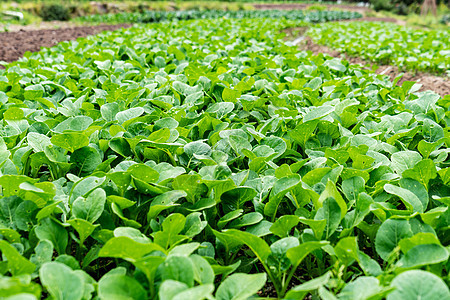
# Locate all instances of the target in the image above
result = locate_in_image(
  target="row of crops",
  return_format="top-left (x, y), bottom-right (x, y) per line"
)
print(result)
top-left (307, 22), bottom-right (450, 75)
top-left (0, 12), bottom-right (449, 300)
top-left (76, 9), bottom-right (362, 24)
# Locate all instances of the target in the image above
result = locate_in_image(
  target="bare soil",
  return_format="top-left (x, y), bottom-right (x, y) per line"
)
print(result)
top-left (0, 24), bottom-right (131, 63)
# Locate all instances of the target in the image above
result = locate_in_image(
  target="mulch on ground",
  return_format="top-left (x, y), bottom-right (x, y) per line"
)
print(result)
top-left (0, 24), bottom-right (131, 63)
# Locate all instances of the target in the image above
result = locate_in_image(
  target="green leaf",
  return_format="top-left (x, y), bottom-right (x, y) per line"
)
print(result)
top-left (216, 273), bottom-right (266, 300)
top-left (69, 146), bottom-right (102, 175)
top-left (222, 88), bottom-right (241, 103)
top-left (375, 219), bottom-right (413, 261)
top-left (270, 215), bottom-right (300, 238)
top-left (338, 277), bottom-right (384, 300)
top-left (147, 190), bottom-right (187, 220)
top-left (0, 240), bottom-right (36, 275)
top-left (286, 241), bottom-right (329, 270)
top-left (357, 251), bottom-right (382, 276)
top-left (315, 180), bottom-right (347, 220)
top-left (314, 197), bottom-right (341, 239)
top-left (98, 273), bottom-right (147, 300)
top-left (303, 106), bottom-right (334, 122)
top-left (220, 187), bottom-right (257, 214)
top-left (39, 262), bottom-right (84, 300)
top-left (159, 280), bottom-right (214, 300)
top-left (35, 218), bottom-right (68, 255)
top-left (387, 270), bottom-right (450, 300)
top-left (289, 120), bottom-right (319, 148)
top-left (51, 133), bottom-right (89, 153)
top-left (264, 174), bottom-right (301, 220)
top-left (285, 272), bottom-right (331, 299)
top-left (402, 159), bottom-right (437, 188)
top-left (99, 236), bottom-right (166, 261)
top-left (159, 255), bottom-right (195, 287)
top-left (390, 151), bottom-right (422, 175)
top-left (384, 184), bottom-right (424, 213)
top-left (67, 219), bottom-right (98, 245)
top-left (334, 237), bottom-right (359, 266)
top-left (72, 188), bottom-right (106, 223)
top-left (221, 229), bottom-right (271, 263)
top-left (396, 244), bottom-right (449, 269)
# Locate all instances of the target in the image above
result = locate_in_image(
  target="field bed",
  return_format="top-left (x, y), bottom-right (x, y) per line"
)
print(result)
top-left (293, 33), bottom-right (450, 96)
top-left (307, 21), bottom-right (450, 75)
top-left (0, 15), bottom-right (449, 300)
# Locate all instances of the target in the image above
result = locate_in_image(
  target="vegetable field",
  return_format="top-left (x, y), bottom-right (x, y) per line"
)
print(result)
top-left (307, 21), bottom-right (450, 75)
top-left (0, 10), bottom-right (449, 300)
top-left (76, 9), bottom-right (362, 25)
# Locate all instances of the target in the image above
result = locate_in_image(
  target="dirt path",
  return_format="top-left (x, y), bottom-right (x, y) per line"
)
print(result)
top-left (285, 27), bottom-right (449, 97)
top-left (0, 24), bottom-right (131, 64)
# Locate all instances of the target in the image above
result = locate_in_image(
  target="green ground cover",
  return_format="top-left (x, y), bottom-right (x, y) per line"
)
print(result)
top-left (308, 21), bottom-right (450, 75)
top-left (0, 15), bottom-right (449, 300)
top-left (75, 9), bottom-right (362, 24)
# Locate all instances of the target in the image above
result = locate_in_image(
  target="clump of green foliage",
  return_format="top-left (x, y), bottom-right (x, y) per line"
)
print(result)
top-left (75, 9), bottom-right (362, 24)
top-left (39, 3), bottom-right (70, 21)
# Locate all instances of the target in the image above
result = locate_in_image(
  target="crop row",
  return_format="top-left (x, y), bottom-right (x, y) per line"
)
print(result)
top-left (307, 21), bottom-right (450, 75)
top-left (0, 17), bottom-right (449, 299)
top-left (76, 9), bottom-right (362, 24)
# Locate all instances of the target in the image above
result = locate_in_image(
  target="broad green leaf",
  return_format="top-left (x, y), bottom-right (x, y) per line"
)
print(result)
top-left (286, 241), bottom-right (329, 270)
top-left (147, 190), bottom-right (187, 220)
top-left (334, 237), bottom-right (359, 266)
top-left (375, 219), bottom-right (413, 261)
top-left (264, 174), bottom-right (301, 220)
top-left (396, 244), bottom-right (449, 269)
top-left (338, 277), bottom-right (384, 300)
top-left (35, 218), bottom-right (68, 255)
top-left (285, 272), bottom-right (331, 299)
top-left (51, 133), bottom-right (89, 153)
top-left (99, 236), bottom-right (165, 261)
top-left (98, 273), bottom-right (147, 300)
top-left (72, 188), bottom-right (106, 223)
top-left (0, 240), bottom-right (35, 275)
top-left (159, 255), bottom-right (195, 287)
top-left (39, 262), bottom-right (84, 300)
top-left (387, 270), bottom-right (449, 300)
top-left (221, 229), bottom-right (271, 263)
top-left (384, 184), bottom-right (424, 213)
top-left (402, 159), bottom-right (437, 188)
top-left (315, 180), bottom-right (347, 220)
top-left (270, 215), bottom-right (300, 238)
top-left (390, 151), bottom-right (422, 175)
top-left (216, 273), bottom-right (266, 300)
top-left (220, 187), bottom-right (257, 214)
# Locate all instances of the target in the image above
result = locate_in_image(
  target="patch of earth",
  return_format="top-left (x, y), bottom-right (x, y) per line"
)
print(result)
top-left (0, 24), bottom-right (131, 64)
top-left (285, 27), bottom-right (449, 97)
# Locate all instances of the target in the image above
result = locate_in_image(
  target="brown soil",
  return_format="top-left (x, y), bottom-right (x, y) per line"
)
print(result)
top-left (0, 24), bottom-right (131, 64)
top-left (293, 30), bottom-right (449, 97)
